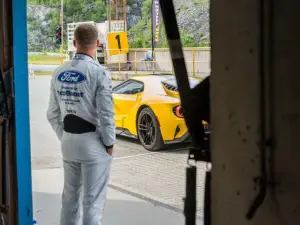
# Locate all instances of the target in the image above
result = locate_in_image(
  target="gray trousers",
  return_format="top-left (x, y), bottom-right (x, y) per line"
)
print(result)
top-left (60, 157), bottom-right (112, 225)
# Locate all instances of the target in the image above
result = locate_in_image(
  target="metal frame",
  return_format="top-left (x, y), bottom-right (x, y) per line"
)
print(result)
top-left (158, 1), bottom-right (211, 225)
top-left (12, 0), bottom-right (33, 223)
top-left (60, 0), bottom-right (64, 65)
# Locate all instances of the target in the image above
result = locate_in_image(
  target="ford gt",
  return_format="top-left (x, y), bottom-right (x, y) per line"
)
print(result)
top-left (112, 74), bottom-right (207, 151)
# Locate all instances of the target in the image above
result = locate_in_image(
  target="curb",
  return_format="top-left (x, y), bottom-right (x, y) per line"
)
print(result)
top-left (108, 182), bottom-right (203, 221)
top-left (108, 182), bottom-right (183, 213)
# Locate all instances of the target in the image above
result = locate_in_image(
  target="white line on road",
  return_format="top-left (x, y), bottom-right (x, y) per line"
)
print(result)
top-left (114, 152), bottom-right (160, 160)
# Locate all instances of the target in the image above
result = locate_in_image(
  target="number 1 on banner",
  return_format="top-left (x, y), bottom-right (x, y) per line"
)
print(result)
top-left (115, 34), bottom-right (121, 50)
top-left (107, 32), bottom-right (129, 56)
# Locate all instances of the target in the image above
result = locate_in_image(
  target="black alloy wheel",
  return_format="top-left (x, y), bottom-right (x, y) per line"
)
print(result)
top-left (137, 107), bottom-right (165, 151)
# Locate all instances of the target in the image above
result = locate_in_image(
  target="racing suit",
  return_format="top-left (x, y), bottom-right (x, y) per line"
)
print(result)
top-left (46, 53), bottom-right (115, 225)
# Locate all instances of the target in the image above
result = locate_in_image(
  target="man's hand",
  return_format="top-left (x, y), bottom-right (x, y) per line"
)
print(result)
top-left (107, 147), bottom-right (113, 156)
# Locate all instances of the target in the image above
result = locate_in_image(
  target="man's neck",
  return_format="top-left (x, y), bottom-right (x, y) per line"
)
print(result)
top-left (76, 50), bottom-right (94, 59)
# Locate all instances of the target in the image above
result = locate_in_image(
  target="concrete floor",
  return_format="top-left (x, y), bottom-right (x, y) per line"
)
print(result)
top-left (32, 168), bottom-right (188, 225)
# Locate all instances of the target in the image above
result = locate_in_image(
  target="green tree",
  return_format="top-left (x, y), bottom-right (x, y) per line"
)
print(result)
top-left (28, 0), bottom-right (107, 51)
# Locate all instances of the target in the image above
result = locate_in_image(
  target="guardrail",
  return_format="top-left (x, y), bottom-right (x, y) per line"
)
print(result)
top-left (102, 48), bottom-right (211, 77)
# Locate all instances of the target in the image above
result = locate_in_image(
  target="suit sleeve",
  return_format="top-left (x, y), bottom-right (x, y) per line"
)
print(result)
top-left (46, 75), bottom-right (63, 141)
top-left (96, 69), bottom-right (116, 148)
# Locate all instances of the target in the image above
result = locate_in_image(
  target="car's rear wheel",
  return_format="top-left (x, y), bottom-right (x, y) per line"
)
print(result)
top-left (137, 107), bottom-right (165, 151)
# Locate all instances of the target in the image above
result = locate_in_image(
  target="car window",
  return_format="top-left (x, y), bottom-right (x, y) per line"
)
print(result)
top-left (112, 80), bottom-right (131, 92)
top-left (163, 77), bottom-right (200, 89)
top-left (113, 80), bottom-right (144, 95)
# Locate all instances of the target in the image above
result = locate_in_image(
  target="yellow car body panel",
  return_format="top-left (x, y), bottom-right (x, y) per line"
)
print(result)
top-left (112, 75), bottom-right (205, 144)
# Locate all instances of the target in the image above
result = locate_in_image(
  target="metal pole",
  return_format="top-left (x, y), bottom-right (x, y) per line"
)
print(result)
top-left (116, 0), bottom-right (118, 20)
top-left (109, 1), bottom-right (111, 32)
top-left (192, 49), bottom-right (195, 76)
top-left (60, 0), bottom-right (64, 65)
top-left (151, 0), bottom-right (154, 63)
top-left (118, 50), bottom-right (121, 74)
top-left (184, 166), bottom-right (197, 225)
top-left (158, 0), bottom-right (197, 143)
top-left (104, 49), bottom-right (107, 67)
top-left (123, 0), bottom-right (128, 71)
top-left (134, 49), bottom-right (137, 74)
top-left (123, 0), bottom-right (127, 31)
top-left (152, 49), bottom-right (155, 72)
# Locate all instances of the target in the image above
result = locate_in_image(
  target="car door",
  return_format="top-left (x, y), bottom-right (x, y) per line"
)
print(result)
top-left (112, 79), bottom-right (144, 128)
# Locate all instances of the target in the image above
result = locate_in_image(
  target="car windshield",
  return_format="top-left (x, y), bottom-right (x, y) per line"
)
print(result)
top-left (163, 77), bottom-right (200, 89)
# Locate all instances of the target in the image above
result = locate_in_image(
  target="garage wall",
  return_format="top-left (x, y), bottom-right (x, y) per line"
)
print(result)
top-left (211, 0), bottom-right (300, 224)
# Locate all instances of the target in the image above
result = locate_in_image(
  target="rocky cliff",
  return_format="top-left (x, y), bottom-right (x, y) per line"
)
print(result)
top-left (127, 0), bottom-right (209, 47)
top-left (127, 0), bottom-right (144, 30)
top-left (27, 0), bottom-right (209, 51)
top-left (174, 0), bottom-right (209, 41)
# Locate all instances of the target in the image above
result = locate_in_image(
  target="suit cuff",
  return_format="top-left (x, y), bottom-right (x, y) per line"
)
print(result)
top-left (104, 145), bottom-right (113, 150)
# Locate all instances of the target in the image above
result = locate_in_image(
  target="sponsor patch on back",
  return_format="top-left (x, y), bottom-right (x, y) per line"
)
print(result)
top-left (57, 70), bottom-right (86, 84)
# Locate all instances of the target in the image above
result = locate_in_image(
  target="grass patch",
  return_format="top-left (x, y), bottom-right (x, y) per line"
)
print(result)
top-left (33, 71), bottom-right (54, 76)
top-left (28, 55), bottom-right (61, 65)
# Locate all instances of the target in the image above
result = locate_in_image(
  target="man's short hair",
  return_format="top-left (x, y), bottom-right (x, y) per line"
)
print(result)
top-left (74, 23), bottom-right (98, 49)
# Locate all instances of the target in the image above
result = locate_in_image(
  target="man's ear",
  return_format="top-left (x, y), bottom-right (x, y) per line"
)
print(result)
top-left (73, 40), bottom-right (77, 48)
top-left (96, 40), bottom-right (100, 47)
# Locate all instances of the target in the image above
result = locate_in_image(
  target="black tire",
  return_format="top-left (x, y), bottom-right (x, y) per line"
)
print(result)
top-left (137, 107), bottom-right (165, 151)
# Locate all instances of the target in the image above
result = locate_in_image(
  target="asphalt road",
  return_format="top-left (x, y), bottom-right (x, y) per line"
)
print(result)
top-left (29, 76), bottom-right (205, 221)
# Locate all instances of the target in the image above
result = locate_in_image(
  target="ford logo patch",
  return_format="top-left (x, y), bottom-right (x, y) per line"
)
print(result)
top-left (57, 70), bottom-right (86, 84)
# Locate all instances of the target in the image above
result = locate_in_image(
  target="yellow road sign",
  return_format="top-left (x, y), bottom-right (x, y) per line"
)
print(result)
top-left (107, 32), bottom-right (129, 56)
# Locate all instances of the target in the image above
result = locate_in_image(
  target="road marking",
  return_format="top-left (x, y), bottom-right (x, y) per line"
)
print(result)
top-left (113, 147), bottom-right (188, 160)
top-left (114, 152), bottom-right (160, 160)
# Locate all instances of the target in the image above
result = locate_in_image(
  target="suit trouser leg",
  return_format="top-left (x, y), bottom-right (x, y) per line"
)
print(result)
top-left (82, 157), bottom-right (112, 225)
top-left (60, 160), bottom-right (82, 225)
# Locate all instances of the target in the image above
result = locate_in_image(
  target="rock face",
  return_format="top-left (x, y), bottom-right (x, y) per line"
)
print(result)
top-left (174, 0), bottom-right (210, 41)
top-left (126, 0), bottom-right (144, 29)
top-left (27, 0), bottom-right (209, 51)
top-left (126, 0), bottom-right (210, 43)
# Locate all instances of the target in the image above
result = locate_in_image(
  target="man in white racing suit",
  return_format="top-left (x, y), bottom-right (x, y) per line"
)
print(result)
top-left (46, 23), bottom-right (115, 225)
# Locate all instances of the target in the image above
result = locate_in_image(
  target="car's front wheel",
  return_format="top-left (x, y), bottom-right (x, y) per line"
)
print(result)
top-left (137, 107), bottom-right (165, 151)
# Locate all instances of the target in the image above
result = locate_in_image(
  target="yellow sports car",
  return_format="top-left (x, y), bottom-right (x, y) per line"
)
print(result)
top-left (112, 74), bottom-right (206, 151)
